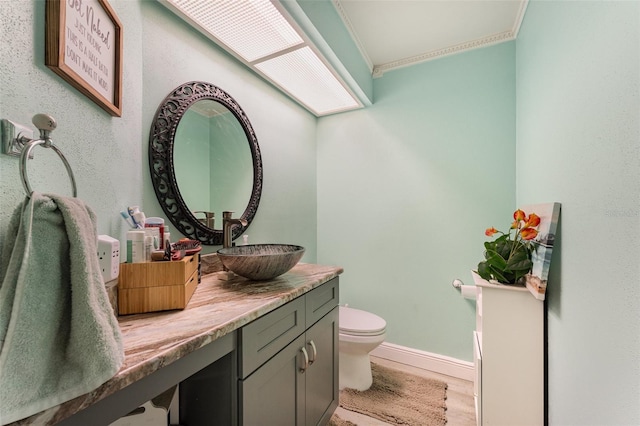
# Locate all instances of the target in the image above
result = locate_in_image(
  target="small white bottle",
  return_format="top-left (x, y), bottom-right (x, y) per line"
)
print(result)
top-left (126, 230), bottom-right (146, 263)
top-left (144, 227), bottom-right (160, 250)
top-left (144, 236), bottom-right (153, 262)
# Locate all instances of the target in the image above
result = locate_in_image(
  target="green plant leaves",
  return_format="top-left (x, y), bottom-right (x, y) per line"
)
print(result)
top-left (485, 248), bottom-right (507, 269)
top-left (506, 249), bottom-right (532, 271)
top-left (477, 261), bottom-right (491, 280)
top-left (478, 237), bottom-right (532, 285)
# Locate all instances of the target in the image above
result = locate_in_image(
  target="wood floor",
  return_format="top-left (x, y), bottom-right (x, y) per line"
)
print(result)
top-left (334, 356), bottom-right (476, 426)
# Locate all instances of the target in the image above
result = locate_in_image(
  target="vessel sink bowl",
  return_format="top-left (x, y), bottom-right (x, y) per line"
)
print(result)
top-left (216, 244), bottom-right (305, 280)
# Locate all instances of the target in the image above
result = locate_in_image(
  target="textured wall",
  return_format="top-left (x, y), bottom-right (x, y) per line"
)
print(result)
top-left (317, 42), bottom-right (516, 361)
top-left (140, 3), bottom-right (319, 257)
top-left (0, 1), bottom-right (319, 262)
top-left (0, 0), bottom-right (144, 247)
top-left (516, 1), bottom-right (640, 423)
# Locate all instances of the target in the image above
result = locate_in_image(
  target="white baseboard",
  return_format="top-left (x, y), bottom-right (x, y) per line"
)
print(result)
top-left (371, 342), bottom-right (474, 382)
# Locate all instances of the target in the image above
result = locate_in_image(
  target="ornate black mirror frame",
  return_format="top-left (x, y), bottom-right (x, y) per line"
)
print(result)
top-left (149, 81), bottom-right (263, 245)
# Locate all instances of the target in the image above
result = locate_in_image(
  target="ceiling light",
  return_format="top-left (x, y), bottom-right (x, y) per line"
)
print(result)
top-left (160, 0), bottom-right (362, 116)
top-left (256, 46), bottom-right (360, 115)
top-left (165, 0), bottom-right (302, 62)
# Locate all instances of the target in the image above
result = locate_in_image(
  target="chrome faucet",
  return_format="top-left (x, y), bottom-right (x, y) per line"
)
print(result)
top-left (222, 211), bottom-right (247, 249)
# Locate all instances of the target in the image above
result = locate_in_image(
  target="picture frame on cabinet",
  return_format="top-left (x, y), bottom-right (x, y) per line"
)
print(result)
top-left (45, 0), bottom-right (123, 117)
top-left (522, 202), bottom-right (561, 300)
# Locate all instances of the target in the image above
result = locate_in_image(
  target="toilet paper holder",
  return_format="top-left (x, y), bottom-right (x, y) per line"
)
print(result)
top-left (452, 278), bottom-right (478, 300)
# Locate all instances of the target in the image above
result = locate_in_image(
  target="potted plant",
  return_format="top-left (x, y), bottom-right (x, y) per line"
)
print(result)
top-left (476, 209), bottom-right (541, 285)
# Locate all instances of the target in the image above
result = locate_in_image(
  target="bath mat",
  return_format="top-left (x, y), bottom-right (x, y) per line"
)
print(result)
top-left (328, 413), bottom-right (357, 426)
top-left (335, 362), bottom-right (448, 425)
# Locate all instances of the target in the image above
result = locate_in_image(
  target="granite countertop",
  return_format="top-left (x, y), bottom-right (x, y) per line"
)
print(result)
top-left (14, 262), bottom-right (343, 425)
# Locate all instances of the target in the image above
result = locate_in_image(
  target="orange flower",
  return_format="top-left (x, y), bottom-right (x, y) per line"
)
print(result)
top-left (520, 227), bottom-right (539, 240)
top-left (479, 209), bottom-right (541, 284)
top-left (513, 209), bottom-right (526, 221)
top-left (525, 213), bottom-right (541, 228)
top-left (485, 227), bottom-right (498, 237)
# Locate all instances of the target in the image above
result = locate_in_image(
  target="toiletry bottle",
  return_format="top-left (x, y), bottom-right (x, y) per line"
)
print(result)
top-left (164, 226), bottom-right (171, 246)
top-left (144, 236), bottom-right (153, 262)
top-left (126, 230), bottom-right (146, 263)
top-left (145, 217), bottom-right (165, 249)
top-left (144, 227), bottom-right (160, 250)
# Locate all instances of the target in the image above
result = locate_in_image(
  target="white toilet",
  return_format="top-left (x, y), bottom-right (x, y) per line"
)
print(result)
top-left (339, 305), bottom-right (387, 391)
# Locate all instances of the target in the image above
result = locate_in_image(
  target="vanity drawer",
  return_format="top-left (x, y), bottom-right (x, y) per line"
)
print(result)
top-left (118, 269), bottom-right (198, 315)
top-left (239, 296), bottom-right (306, 378)
top-left (119, 254), bottom-right (199, 289)
top-left (305, 277), bottom-right (339, 327)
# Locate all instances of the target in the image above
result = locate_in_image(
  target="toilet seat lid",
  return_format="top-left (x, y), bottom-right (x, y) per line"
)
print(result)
top-left (339, 306), bottom-right (386, 335)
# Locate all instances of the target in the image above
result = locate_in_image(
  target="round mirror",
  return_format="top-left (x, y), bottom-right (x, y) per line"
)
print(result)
top-left (174, 100), bottom-right (254, 225)
top-left (149, 81), bottom-right (262, 245)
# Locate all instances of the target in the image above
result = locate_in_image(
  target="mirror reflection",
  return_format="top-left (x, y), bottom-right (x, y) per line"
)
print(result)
top-left (148, 81), bottom-right (262, 246)
top-left (174, 100), bottom-right (253, 230)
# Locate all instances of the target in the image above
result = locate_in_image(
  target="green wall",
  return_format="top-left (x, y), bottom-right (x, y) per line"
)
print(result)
top-left (516, 1), bottom-right (640, 423)
top-left (317, 42), bottom-right (516, 361)
top-left (291, 0), bottom-right (373, 104)
top-left (140, 3), bottom-right (318, 256)
top-left (0, 0), bottom-right (318, 261)
top-left (3, 1), bottom-right (639, 423)
top-left (0, 0), bottom-right (144, 240)
top-left (140, 3), bottom-right (318, 257)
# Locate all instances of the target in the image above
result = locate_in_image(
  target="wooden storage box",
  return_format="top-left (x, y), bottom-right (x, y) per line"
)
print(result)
top-left (118, 254), bottom-right (199, 315)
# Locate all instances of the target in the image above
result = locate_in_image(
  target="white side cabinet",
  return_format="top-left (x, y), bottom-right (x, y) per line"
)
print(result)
top-left (473, 274), bottom-right (544, 426)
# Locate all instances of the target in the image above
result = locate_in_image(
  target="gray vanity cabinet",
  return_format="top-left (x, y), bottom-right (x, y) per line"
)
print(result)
top-left (238, 278), bottom-right (339, 426)
top-left (302, 309), bottom-right (338, 425)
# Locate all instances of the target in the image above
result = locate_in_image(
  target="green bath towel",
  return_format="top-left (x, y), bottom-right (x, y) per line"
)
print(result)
top-left (0, 193), bottom-right (124, 424)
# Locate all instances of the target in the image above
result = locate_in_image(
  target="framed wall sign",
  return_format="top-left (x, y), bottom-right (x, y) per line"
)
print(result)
top-left (45, 0), bottom-right (123, 117)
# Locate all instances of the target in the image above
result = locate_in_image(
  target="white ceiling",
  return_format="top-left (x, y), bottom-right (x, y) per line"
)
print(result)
top-left (332, 0), bottom-right (528, 76)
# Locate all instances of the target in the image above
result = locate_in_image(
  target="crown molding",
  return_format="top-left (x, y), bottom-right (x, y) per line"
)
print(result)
top-left (332, 0), bottom-right (529, 79)
top-left (512, 0), bottom-right (530, 38)
top-left (332, 0), bottom-right (374, 73)
top-left (372, 30), bottom-right (515, 78)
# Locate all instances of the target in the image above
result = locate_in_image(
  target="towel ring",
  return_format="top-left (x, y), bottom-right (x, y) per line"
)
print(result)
top-left (19, 114), bottom-right (77, 198)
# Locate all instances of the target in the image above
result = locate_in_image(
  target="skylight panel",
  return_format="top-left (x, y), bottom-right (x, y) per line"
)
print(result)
top-left (255, 46), bottom-right (360, 115)
top-left (161, 0), bottom-right (362, 116)
top-left (166, 0), bottom-right (303, 62)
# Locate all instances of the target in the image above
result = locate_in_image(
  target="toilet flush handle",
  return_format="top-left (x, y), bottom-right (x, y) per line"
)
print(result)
top-left (307, 340), bottom-right (317, 365)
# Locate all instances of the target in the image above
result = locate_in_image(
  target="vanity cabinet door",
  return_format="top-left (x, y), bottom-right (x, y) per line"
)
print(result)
top-left (304, 306), bottom-right (338, 426)
top-left (240, 309), bottom-right (338, 426)
top-left (238, 278), bottom-right (340, 425)
top-left (239, 334), bottom-right (306, 426)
